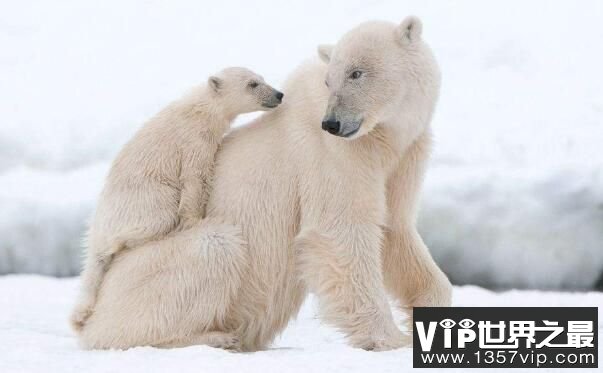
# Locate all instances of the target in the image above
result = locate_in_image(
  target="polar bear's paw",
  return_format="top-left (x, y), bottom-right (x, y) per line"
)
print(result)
top-left (70, 302), bottom-right (94, 333)
top-left (357, 336), bottom-right (410, 351)
top-left (205, 332), bottom-right (242, 352)
top-left (351, 329), bottom-right (412, 351)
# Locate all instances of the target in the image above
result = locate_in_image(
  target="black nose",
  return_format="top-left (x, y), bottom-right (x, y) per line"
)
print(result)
top-left (275, 91), bottom-right (284, 102)
top-left (321, 119), bottom-right (341, 135)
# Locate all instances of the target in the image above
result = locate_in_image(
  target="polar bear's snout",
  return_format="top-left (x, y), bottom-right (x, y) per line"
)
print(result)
top-left (261, 89), bottom-right (284, 109)
top-left (321, 117), bottom-right (340, 135)
top-left (321, 112), bottom-right (363, 138)
top-left (321, 90), bottom-right (364, 138)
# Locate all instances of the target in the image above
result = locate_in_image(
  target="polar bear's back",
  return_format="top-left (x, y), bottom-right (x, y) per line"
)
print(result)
top-left (87, 122), bottom-right (183, 252)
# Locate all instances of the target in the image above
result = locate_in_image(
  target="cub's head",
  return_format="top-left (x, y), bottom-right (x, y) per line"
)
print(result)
top-left (318, 16), bottom-right (440, 139)
top-left (209, 67), bottom-right (284, 114)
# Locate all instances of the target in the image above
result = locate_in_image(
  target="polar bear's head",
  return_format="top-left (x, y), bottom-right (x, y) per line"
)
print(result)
top-left (318, 17), bottom-right (440, 140)
top-left (209, 67), bottom-right (284, 114)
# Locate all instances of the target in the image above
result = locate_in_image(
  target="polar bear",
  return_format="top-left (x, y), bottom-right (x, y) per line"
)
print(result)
top-left (70, 67), bottom-right (283, 332)
top-left (78, 17), bottom-right (451, 352)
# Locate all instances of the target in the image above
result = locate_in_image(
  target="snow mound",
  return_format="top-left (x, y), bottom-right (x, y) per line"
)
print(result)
top-left (0, 164), bottom-right (108, 276)
top-left (421, 165), bottom-right (603, 290)
top-left (0, 275), bottom-right (601, 373)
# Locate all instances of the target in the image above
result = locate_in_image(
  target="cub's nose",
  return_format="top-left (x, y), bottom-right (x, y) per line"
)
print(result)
top-left (275, 91), bottom-right (284, 102)
top-left (321, 119), bottom-right (341, 135)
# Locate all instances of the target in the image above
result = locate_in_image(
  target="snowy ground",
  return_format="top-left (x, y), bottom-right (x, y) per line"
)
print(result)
top-left (0, 275), bottom-right (601, 373)
top-left (1, 0), bottom-right (602, 288)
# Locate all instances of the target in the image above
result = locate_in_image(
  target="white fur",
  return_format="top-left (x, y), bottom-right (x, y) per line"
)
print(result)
top-left (77, 17), bottom-right (451, 352)
top-left (70, 67), bottom-right (281, 334)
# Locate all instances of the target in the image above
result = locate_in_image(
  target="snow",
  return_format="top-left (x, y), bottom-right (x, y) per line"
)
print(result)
top-left (1, 0), bottom-right (603, 288)
top-left (0, 275), bottom-right (601, 373)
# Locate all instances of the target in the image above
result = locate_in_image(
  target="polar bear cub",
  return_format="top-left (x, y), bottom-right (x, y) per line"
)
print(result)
top-left (70, 67), bottom-right (283, 332)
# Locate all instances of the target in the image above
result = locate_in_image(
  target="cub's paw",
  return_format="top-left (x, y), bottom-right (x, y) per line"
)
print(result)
top-left (69, 303), bottom-right (94, 332)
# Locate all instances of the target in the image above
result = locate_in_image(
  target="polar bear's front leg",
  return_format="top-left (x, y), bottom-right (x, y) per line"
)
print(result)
top-left (382, 134), bottom-right (452, 317)
top-left (383, 227), bottom-right (452, 309)
top-left (295, 228), bottom-right (410, 351)
top-left (178, 180), bottom-right (207, 229)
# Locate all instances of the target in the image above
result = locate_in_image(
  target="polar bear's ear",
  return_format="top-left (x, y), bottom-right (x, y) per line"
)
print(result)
top-left (317, 44), bottom-right (334, 63)
top-left (396, 16), bottom-right (422, 45)
top-left (208, 76), bottom-right (222, 93)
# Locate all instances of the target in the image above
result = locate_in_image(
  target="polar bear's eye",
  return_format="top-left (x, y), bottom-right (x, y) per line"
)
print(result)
top-left (350, 70), bottom-right (362, 79)
top-left (248, 81), bottom-right (259, 88)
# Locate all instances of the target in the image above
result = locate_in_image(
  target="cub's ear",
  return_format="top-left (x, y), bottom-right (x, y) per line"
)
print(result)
top-left (317, 44), bottom-right (334, 63)
top-left (208, 76), bottom-right (222, 93)
top-left (396, 16), bottom-right (422, 45)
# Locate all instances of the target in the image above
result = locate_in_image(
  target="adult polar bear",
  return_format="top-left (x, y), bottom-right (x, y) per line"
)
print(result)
top-left (79, 17), bottom-right (451, 352)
